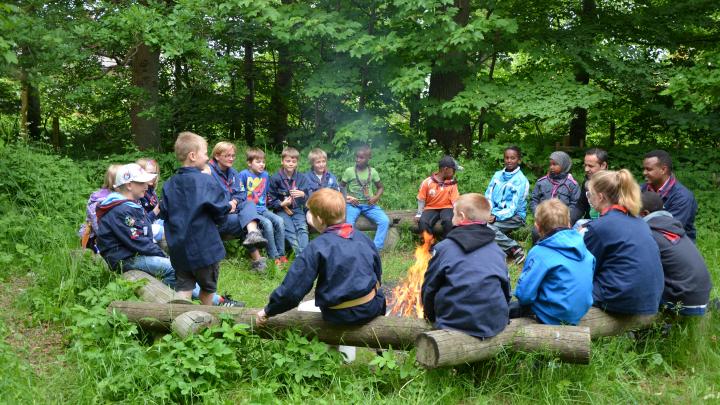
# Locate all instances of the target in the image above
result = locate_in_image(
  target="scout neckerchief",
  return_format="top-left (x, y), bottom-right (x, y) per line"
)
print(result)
top-left (310, 170), bottom-right (328, 188)
top-left (430, 173), bottom-right (457, 188)
top-left (646, 175), bottom-right (676, 198)
top-left (141, 186), bottom-right (158, 212)
top-left (355, 165), bottom-right (372, 198)
top-left (279, 169), bottom-right (298, 208)
top-left (211, 159), bottom-right (235, 194)
top-left (324, 223), bottom-right (354, 239)
top-left (601, 204), bottom-right (629, 216)
top-left (548, 172), bottom-right (573, 198)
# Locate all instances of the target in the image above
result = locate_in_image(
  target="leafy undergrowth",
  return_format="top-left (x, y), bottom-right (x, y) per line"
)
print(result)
top-left (0, 143), bottom-right (718, 403)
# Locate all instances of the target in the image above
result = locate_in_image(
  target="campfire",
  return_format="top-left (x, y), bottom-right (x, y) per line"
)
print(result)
top-left (388, 231), bottom-right (435, 318)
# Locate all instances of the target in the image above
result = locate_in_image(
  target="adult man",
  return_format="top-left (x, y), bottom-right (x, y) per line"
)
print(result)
top-left (641, 149), bottom-right (698, 241)
top-left (571, 148), bottom-right (609, 224)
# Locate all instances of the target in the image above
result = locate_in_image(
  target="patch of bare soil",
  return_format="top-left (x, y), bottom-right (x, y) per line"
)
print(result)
top-left (0, 276), bottom-right (67, 376)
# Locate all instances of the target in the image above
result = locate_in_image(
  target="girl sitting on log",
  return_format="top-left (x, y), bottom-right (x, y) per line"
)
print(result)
top-left (583, 169), bottom-right (664, 315)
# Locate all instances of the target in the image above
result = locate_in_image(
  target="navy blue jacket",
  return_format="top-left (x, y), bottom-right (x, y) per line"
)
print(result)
top-left (422, 224), bottom-right (511, 339)
top-left (209, 159), bottom-right (247, 204)
top-left (268, 170), bottom-right (309, 211)
top-left (515, 229), bottom-right (595, 325)
top-left (305, 170), bottom-right (340, 197)
top-left (641, 176), bottom-right (698, 240)
top-left (644, 211), bottom-right (712, 307)
top-left (159, 167), bottom-right (230, 271)
top-left (265, 224), bottom-right (385, 324)
top-left (96, 192), bottom-right (165, 271)
top-left (584, 209), bottom-right (664, 315)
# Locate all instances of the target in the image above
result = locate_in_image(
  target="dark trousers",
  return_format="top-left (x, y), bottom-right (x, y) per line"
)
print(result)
top-left (419, 208), bottom-right (454, 238)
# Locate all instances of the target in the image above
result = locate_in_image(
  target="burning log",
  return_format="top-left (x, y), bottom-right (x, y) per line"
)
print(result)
top-left (108, 300), bottom-right (432, 349)
top-left (121, 270), bottom-right (191, 304)
top-left (415, 319), bottom-right (591, 368)
top-left (388, 231), bottom-right (434, 318)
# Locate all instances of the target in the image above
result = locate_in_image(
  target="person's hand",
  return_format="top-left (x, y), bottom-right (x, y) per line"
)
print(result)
top-left (290, 189), bottom-right (305, 199)
top-left (488, 215), bottom-right (496, 224)
top-left (280, 197), bottom-right (292, 207)
top-left (229, 199), bottom-right (238, 213)
top-left (152, 205), bottom-right (161, 216)
top-left (256, 309), bottom-right (268, 326)
top-left (368, 195), bottom-right (380, 205)
top-left (346, 195), bottom-right (359, 206)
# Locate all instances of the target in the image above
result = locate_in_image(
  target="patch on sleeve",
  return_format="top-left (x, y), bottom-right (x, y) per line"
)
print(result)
top-left (124, 216), bottom-right (136, 227)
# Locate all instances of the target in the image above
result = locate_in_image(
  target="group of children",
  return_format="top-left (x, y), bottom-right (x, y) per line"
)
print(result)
top-left (80, 134), bottom-right (712, 341)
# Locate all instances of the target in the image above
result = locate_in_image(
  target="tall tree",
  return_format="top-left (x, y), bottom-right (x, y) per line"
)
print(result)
top-left (130, 43), bottom-right (161, 150)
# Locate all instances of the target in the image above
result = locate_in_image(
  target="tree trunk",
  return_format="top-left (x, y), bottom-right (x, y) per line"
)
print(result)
top-left (243, 41), bottom-right (256, 145)
top-left (130, 43), bottom-right (161, 151)
top-left (121, 270), bottom-right (192, 304)
top-left (568, 0), bottom-right (596, 148)
top-left (109, 300), bottom-right (431, 349)
top-left (51, 116), bottom-right (60, 149)
top-left (416, 320), bottom-right (591, 368)
top-left (427, 0), bottom-right (472, 155)
top-left (609, 120), bottom-right (616, 146)
top-left (20, 70), bottom-right (41, 140)
top-left (578, 307), bottom-right (658, 338)
top-left (172, 311), bottom-right (217, 338)
top-left (269, 0), bottom-right (294, 146)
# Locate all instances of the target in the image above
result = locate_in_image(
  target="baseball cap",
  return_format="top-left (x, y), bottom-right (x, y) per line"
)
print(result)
top-left (114, 163), bottom-right (157, 188)
top-left (438, 155), bottom-right (463, 171)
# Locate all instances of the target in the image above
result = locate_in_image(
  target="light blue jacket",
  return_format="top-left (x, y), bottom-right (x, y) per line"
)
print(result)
top-left (484, 167), bottom-right (530, 221)
top-left (515, 229), bottom-right (595, 325)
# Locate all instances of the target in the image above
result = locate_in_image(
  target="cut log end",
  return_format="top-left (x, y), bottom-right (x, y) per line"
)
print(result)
top-left (172, 310), bottom-right (217, 338)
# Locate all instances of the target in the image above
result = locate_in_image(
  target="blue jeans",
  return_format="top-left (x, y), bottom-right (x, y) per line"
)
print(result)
top-left (258, 210), bottom-right (286, 258)
top-left (192, 285), bottom-right (220, 305)
top-left (278, 207), bottom-right (308, 255)
top-left (123, 255), bottom-right (176, 289)
top-left (345, 204), bottom-right (390, 250)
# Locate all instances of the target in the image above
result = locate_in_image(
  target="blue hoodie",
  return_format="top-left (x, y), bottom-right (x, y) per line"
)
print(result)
top-left (484, 167), bottom-right (530, 221)
top-left (515, 229), bottom-right (595, 325)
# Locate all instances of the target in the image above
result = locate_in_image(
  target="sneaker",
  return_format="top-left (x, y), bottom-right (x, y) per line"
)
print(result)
top-left (243, 230), bottom-right (268, 248)
top-left (279, 256), bottom-right (289, 264)
top-left (508, 247), bottom-right (526, 265)
top-left (251, 257), bottom-right (267, 274)
top-left (218, 294), bottom-right (245, 307)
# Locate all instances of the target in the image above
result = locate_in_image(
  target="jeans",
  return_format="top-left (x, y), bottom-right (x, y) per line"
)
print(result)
top-left (192, 285), bottom-right (220, 305)
top-left (488, 215), bottom-right (525, 251)
top-left (277, 207), bottom-right (309, 255)
top-left (123, 255), bottom-right (176, 289)
top-left (258, 210), bottom-right (286, 258)
top-left (345, 204), bottom-right (390, 250)
top-left (218, 201), bottom-right (260, 237)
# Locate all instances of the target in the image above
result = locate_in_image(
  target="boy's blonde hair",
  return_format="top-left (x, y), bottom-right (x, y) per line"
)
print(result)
top-left (174, 132), bottom-right (207, 162)
top-left (308, 148), bottom-right (327, 164)
top-left (212, 141), bottom-right (236, 159)
top-left (246, 147), bottom-right (265, 162)
top-left (103, 164), bottom-right (122, 190)
top-left (454, 193), bottom-right (491, 221)
top-left (307, 188), bottom-right (346, 225)
top-left (588, 169), bottom-right (641, 216)
top-left (534, 199), bottom-right (570, 235)
top-left (281, 146), bottom-right (300, 159)
top-left (136, 158), bottom-right (159, 176)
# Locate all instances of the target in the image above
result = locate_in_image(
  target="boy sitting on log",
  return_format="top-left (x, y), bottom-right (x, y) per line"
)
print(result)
top-left (511, 199), bottom-right (594, 325)
top-left (256, 188), bottom-right (386, 325)
top-left (414, 155), bottom-right (461, 239)
top-left (421, 193), bottom-right (511, 339)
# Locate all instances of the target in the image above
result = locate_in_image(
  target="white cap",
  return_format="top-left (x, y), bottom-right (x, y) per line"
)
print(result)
top-left (114, 163), bottom-right (157, 188)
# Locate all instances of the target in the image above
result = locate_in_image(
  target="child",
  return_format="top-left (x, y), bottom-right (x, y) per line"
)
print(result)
top-left (484, 146), bottom-right (530, 264)
top-left (136, 158), bottom-right (165, 246)
top-left (256, 188), bottom-right (386, 325)
top-left (512, 199), bottom-right (594, 325)
top-left (159, 132), bottom-right (235, 305)
top-left (531, 151), bottom-right (580, 243)
top-left (339, 145), bottom-right (390, 251)
top-left (208, 141), bottom-right (268, 272)
top-left (583, 170), bottom-right (664, 315)
top-left (421, 193), bottom-right (511, 339)
top-left (306, 148), bottom-right (340, 197)
top-left (78, 163), bottom-right (121, 253)
top-left (415, 155), bottom-right (460, 239)
top-left (268, 147), bottom-right (310, 255)
top-left (239, 147), bottom-right (288, 266)
top-left (95, 163), bottom-right (175, 287)
top-left (640, 191), bottom-right (712, 316)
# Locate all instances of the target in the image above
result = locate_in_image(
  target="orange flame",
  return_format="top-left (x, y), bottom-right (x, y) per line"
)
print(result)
top-left (388, 231), bottom-right (435, 318)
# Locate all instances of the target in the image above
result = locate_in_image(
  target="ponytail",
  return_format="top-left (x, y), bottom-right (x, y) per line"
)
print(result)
top-left (616, 169), bottom-right (641, 216)
top-left (588, 169), bottom-right (641, 216)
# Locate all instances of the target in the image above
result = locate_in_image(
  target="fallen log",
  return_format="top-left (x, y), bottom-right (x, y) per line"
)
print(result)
top-left (172, 310), bottom-right (217, 338)
top-left (121, 270), bottom-right (192, 304)
top-left (108, 300), bottom-right (432, 349)
top-left (415, 319), bottom-right (591, 369)
top-left (579, 308), bottom-right (658, 338)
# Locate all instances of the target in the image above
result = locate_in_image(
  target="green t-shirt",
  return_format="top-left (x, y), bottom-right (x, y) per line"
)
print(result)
top-left (341, 166), bottom-right (380, 202)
